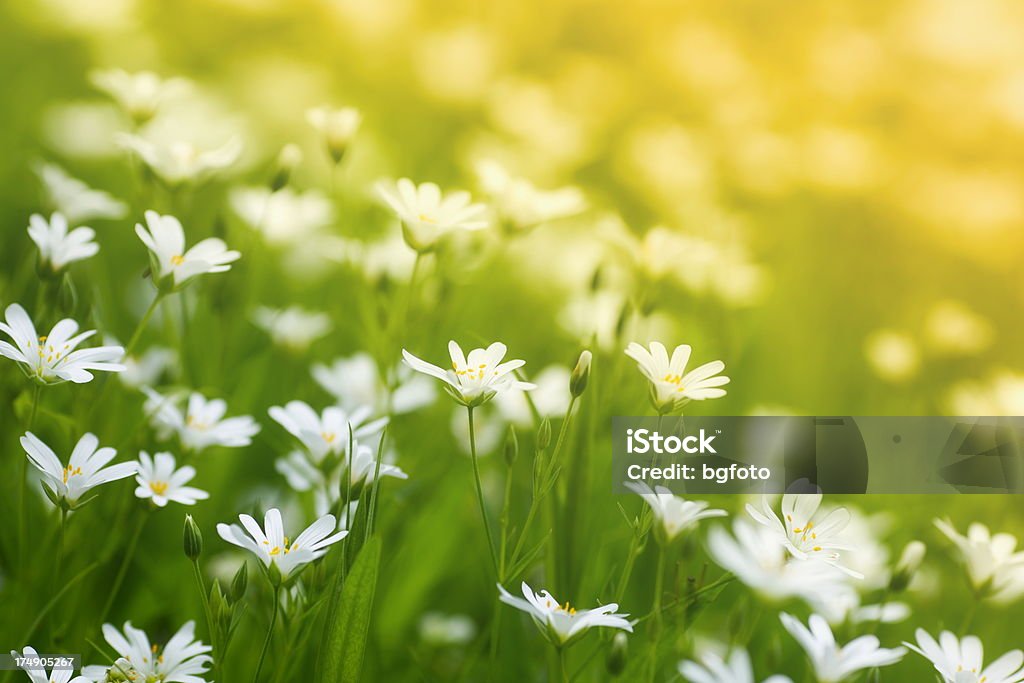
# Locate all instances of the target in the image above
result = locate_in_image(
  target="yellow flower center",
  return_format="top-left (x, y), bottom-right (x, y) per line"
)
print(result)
top-left (62, 465), bottom-right (83, 484)
top-left (170, 255), bottom-right (185, 265)
top-left (150, 481), bottom-right (169, 496)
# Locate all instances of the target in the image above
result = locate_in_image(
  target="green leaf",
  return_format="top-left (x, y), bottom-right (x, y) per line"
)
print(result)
top-left (318, 535), bottom-right (382, 683)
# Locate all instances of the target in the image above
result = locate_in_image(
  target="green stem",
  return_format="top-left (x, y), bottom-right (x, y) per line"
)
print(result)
top-left (958, 595), bottom-right (979, 636)
top-left (559, 646), bottom-right (570, 683)
top-left (19, 385), bottom-right (43, 578)
top-left (253, 587), bottom-right (281, 683)
top-left (648, 546), bottom-right (666, 682)
top-left (125, 293), bottom-right (164, 358)
top-left (192, 559), bottom-right (219, 676)
top-left (18, 561), bottom-right (98, 646)
top-left (467, 407), bottom-right (499, 576)
top-left (99, 511), bottom-right (148, 624)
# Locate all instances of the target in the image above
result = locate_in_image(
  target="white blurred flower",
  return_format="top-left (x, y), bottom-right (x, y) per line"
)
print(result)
top-left (117, 133), bottom-right (242, 185)
top-left (10, 645), bottom-right (90, 683)
top-left (268, 400), bottom-right (387, 464)
top-left (135, 210), bottom-right (240, 290)
top-left (679, 648), bottom-right (792, 683)
top-left (21, 431), bottom-right (136, 509)
top-left (403, 341), bottom-right (535, 407)
top-left (947, 371), bottom-right (1024, 416)
top-left (475, 159), bottom-right (585, 232)
top-left (41, 102), bottom-right (123, 160)
top-left (217, 508), bottom-right (347, 584)
top-left (306, 106), bottom-right (361, 163)
top-left (27, 212), bottom-right (98, 272)
top-left (143, 387), bottom-right (260, 453)
top-left (230, 186), bottom-right (333, 245)
top-left (377, 179), bottom-right (487, 252)
top-left (34, 162), bottom-right (127, 222)
top-left (935, 519), bottom-right (1024, 604)
top-left (0, 304), bottom-right (125, 384)
top-left (253, 306), bottom-right (331, 352)
top-left (312, 352), bottom-right (436, 414)
top-left (118, 346), bottom-right (175, 389)
top-left (746, 493), bottom-right (862, 578)
top-left (90, 68), bottom-right (189, 124)
top-left (905, 629), bottom-right (1024, 683)
top-left (625, 481), bottom-right (727, 543)
top-left (493, 365), bottom-right (570, 427)
top-left (923, 300), bottom-right (994, 356)
top-left (497, 581), bottom-right (632, 645)
top-left (418, 612), bottom-right (477, 647)
top-left (134, 451), bottom-right (209, 507)
top-left (81, 621), bottom-right (211, 683)
top-left (780, 612), bottom-right (904, 682)
top-left (624, 341), bottom-right (729, 414)
top-left (864, 329), bottom-right (919, 382)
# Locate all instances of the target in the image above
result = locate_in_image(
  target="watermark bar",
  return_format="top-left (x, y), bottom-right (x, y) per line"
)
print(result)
top-left (612, 416), bottom-right (1024, 494)
top-left (0, 654), bottom-right (81, 671)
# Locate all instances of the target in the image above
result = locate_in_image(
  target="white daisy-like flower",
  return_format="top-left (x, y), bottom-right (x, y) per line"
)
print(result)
top-left (134, 451), bottom-right (209, 507)
top-left (780, 612), bottom-right (905, 682)
top-left (117, 133), bottom-right (241, 185)
top-left (475, 159), bottom-right (586, 232)
top-left (216, 508), bottom-right (347, 584)
top-left (21, 431), bottom-right (136, 509)
top-left (268, 400), bottom-right (388, 464)
top-left (277, 441), bottom-right (407, 514)
top-left (118, 346), bottom-right (176, 389)
top-left (313, 352), bottom-right (437, 415)
top-left (142, 387), bottom-right (260, 453)
top-left (10, 646), bottom-right (90, 683)
top-left (746, 493), bottom-right (861, 578)
top-left (0, 304), bottom-right (125, 384)
top-left (28, 212), bottom-right (99, 272)
top-left (135, 210), bottom-right (240, 290)
top-left (376, 178), bottom-right (488, 252)
top-left (229, 186), bottom-right (333, 246)
top-left (253, 307), bottom-right (331, 352)
top-left (935, 519), bottom-right (1024, 604)
top-left (497, 581), bottom-right (632, 646)
top-left (34, 162), bottom-right (127, 222)
top-left (402, 341), bottom-right (536, 407)
top-left (624, 341), bottom-right (729, 414)
top-left (306, 106), bottom-right (362, 163)
top-left (624, 482), bottom-right (727, 543)
top-left (678, 648), bottom-right (793, 683)
top-left (81, 620), bottom-right (211, 683)
top-left (418, 612), bottom-right (477, 647)
top-left (89, 68), bottom-right (188, 124)
top-left (706, 521), bottom-right (855, 615)
top-left (905, 629), bottom-right (1024, 683)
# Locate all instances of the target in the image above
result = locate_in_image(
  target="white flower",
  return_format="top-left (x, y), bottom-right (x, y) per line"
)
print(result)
top-left (229, 186), bottom-right (334, 245)
top-left (377, 178), bottom-right (487, 252)
top-left (143, 388), bottom-right (260, 453)
top-left (135, 210), bottom-right (240, 289)
top-left (418, 612), bottom-right (477, 647)
top-left (779, 612), bottom-right (905, 682)
top-left (475, 159), bottom-right (586, 232)
top-left (924, 300), bottom-right (994, 356)
top-left (306, 106), bottom-right (361, 162)
top-left (34, 162), bottom-right (127, 222)
top-left (277, 442), bottom-right (407, 515)
top-left (0, 304), bottom-right (125, 384)
top-left (624, 341), bottom-right (729, 414)
top-left (134, 451), bottom-right (209, 507)
top-left (746, 493), bottom-right (861, 578)
top-left (89, 68), bottom-right (188, 123)
top-left (706, 521), bottom-right (855, 615)
top-left (402, 341), bottom-right (536, 407)
top-left (117, 133), bottom-right (242, 185)
top-left (679, 648), bottom-right (792, 683)
top-left (118, 346), bottom-right (176, 389)
top-left (624, 481), bottom-right (727, 543)
top-left (905, 629), bottom-right (1024, 683)
top-left (10, 646), bottom-right (90, 683)
top-left (497, 581), bottom-right (633, 645)
top-left (21, 432), bottom-right (136, 509)
top-left (81, 620), bottom-right (211, 683)
top-left (864, 329), bottom-right (919, 382)
top-left (217, 508), bottom-right (347, 583)
top-left (268, 400), bottom-right (387, 463)
top-left (312, 352), bottom-right (437, 414)
top-left (935, 519), bottom-right (1024, 604)
top-left (28, 212), bottom-right (99, 272)
top-left (493, 365), bottom-right (570, 427)
top-left (253, 307), bottom-right (331, 352)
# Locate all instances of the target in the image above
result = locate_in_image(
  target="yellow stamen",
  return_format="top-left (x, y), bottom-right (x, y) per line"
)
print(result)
top-left (170, 255), bottom-right (185, 265)
top-left (150, 481), bottom-right (169, 496)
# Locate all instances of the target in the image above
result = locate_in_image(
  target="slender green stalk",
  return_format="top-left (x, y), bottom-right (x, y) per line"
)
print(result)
top-left (125, 292), bottom-right (165, 358)
top-left (558, 646), bottom-right (570, 683)
top-left (17, 561), bottom-right (98, 646)
top-left (958, 593), bottom-right (979, 636)
top-left (647, 546), bottom-right (667, 682)
top-left (253, 587), bottom-right (281, 683)
top-left (467, 406), bottom-right (499, 576)
top-left (99, 510), bottom-right (149, 624)
top-left (18, 384), bottom-right (43, 578)
top-left (192, 559), bottom-right (219, 679)
top-left (490, 466), bottom-right (515, 665)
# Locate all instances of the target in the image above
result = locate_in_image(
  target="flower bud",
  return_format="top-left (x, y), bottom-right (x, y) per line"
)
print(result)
top-left (266, 559), bottom-right (282, 588)
top-left (503, 426), bottom-right (519, 467)
top-left (606, 632), bottom-right (628, 677)
top-left (889, 540), bottom-right (926, 593)
top-left (230, 562), bottom-right (248, 602)
top-left (269, 144), bottom-right (302, 192)
top-left (570, 350), bottom-right (592, 398)
top-left (209, 579), bottom-right (226, 616)
top-left (183, 514), bottom-right (202, 560)
top-left (536, 419), bottom-right (552, 451)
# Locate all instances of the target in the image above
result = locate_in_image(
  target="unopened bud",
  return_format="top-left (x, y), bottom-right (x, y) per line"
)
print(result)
top-left (183, 514), bottom-right (202, 560)
top-left (269, 144), bottom-right (302, 191)
top-left (504, 426), bottom-right (519, 467)
top-left (606, 632), bottom-right (628, 677)
top-left (267, 560), bottom-right (282, 588)
top-left (209, 579), bottom-right (226, 615)
top-left (537, 419), bottom-right (552, 451)
top-left (570, 350), bottom-right (592, 398)
top-left (230, 562), bottom-right (248, 602)
top-left (889, 540), bottom-right (926, 592)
